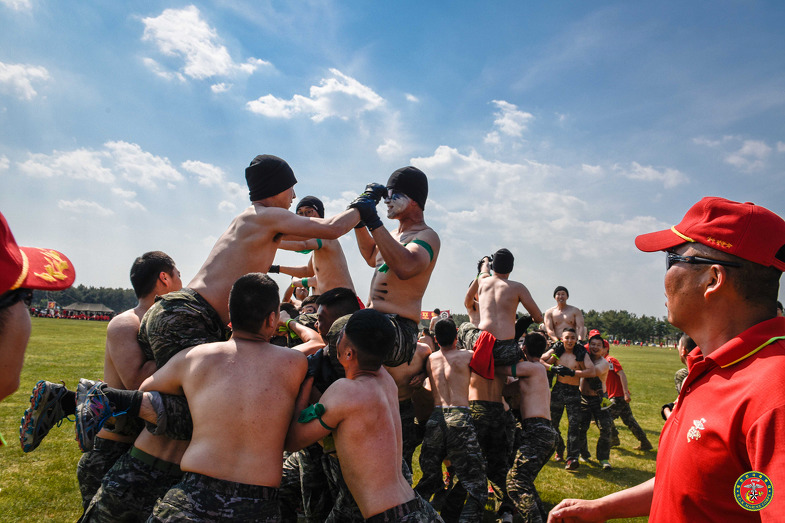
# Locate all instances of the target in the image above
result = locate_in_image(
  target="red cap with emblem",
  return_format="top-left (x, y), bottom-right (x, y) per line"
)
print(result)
top-left (635, 197), bottom-right (785, 271)
top-left (1, 211), bottom-right (76, 295)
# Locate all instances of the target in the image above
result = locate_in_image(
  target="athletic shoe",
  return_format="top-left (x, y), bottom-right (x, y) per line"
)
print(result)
top-left (565, 459), bottom-right (579, 471)
top-left (601, 460), bottom-right (612, 470)
top-left (75, 379), bottom-right (112, 452)
top-left (19, 380), bottom-right (73, 452)
top-left (635, 441), bottom-right (653, 451)
top-left (554, 453), bottom-right (563, 462)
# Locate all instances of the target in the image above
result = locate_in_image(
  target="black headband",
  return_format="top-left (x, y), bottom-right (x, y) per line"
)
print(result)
top-left (245, 155), bottom-right (297, 202)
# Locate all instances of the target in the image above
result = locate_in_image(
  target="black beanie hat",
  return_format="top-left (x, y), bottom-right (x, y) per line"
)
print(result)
top-left (296, 196), bottom-right (325, 218)
top-left (553, 285), bottom-right (569, 298)
top-left (492, 248), bottom-right (514, 274)
top-left (386, 166), bottom-right (428, 210)
top-left (245, 155), bottom-right (297, 202)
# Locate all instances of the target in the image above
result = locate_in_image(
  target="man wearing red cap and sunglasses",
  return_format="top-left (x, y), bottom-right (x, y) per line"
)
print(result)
top-left (0, 211), bottom-right (75, 404)
top-left (549, 197), bottom-right (785, 522)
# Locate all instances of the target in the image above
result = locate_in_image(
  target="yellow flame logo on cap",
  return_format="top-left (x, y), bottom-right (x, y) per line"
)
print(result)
top-left (33, 250), bottom-right (70, 283)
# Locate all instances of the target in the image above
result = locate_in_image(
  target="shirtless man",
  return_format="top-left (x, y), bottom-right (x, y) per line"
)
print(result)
top-left (270, 195), bottom-right (356, 294)
top-left (353, 166), bottom-right (440, 367)
top-left (540, 328), bottom-right (595, 469)
top-left (414, 319), bottom-right (487, 521)
top-left (500, 332), bottom-right (558, 522)
top-left (286, 308), bottom-right (442, 522)
top-left (385, 342), bottom-right (432, 471)
top-left (140, 273), bottom-right (306, 521)
top-left (576, 332), bottom-right (613, 470)
top-left (544, 286), bottom-right (586, 343)
top-left (77, 155), bottom-right (364, 522)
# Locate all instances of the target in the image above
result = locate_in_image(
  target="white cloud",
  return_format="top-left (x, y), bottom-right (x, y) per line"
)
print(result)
top-left (0, 0), bottom-right (31, 11)
top-left (181, 160), bottom-right (225, 186)
top-left (58, 199), bottom-right (113, 216)
top-left (405, 93), bottom-right (419, 103)
top-left (484, 100), bottom-right (533, 145)
top-left (211, 82), bottom-right (231, 93)
top-left (582, 164), bottom-right (603, 175)
top-left (725, 140), bottom-right (772, 171)
top-left (111, 187), bottom-right (137, 199)
top-left (0, 61), bottom-right (50, 100)
top-left (226, 181), bottom-right (246, 201)
top-left (377, 138), bottom-right (403, 160)
top-left (778, 142), bottom-right (785, 153)
top-left (0, 155), bottom-right (9, 171)
top-left (142, 58), bottom-right (186, 82)
top-left (246, 68), bottom-right (385, 122)
top-left (18, 149), bottom-right (115, 182)
top-left (123, 200), bottom-right (147, 211)
top-left (218, 200), bottom-right (236, 213)
top-left (142, 5), bottom-right (270, 81)
top-left (614, 161), bottom-right (688, 188)
top-left (692, 135), bottom-right (735, 148)
top-left (104, 141), bottom-right (183, 189)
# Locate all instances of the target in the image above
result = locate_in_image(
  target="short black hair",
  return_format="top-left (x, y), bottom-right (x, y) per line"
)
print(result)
top-left (300, 295), bottom-right (319, 309)
top-left (433, 308), bottom-right (440, 315)
top-left (316, 287), bottom-right (360, 317)
top-left (679, 333), bottom-right (697, 352)
top-left (280, 302), bottom-right (298, 318)
top-left (229, 273), bottom-right (279, 333)
top-left (563, 327), bottom-right (577, 335)
top-left (129, 251), bottom-right (176, 298)
top-left (522, 332), bottom-right (547, 359)
top-left (553, 286), bottom-right (569, 298)
top-left (434, 319), bottom-right (457, 347)
top-left (343, 309), bottom-right (394, 370)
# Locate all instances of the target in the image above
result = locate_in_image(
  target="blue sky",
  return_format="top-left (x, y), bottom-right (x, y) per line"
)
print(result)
top-left (1, 1), bottom-right (784, 319)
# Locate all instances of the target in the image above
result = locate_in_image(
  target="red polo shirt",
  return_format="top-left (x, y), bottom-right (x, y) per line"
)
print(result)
top-left (651, 317), bottom-right (785, 522)
top-left (605, 356), bottom-right (623, 399)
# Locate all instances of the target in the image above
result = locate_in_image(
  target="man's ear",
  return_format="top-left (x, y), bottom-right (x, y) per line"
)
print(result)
top-left (703, 265), bottom-right (728, 301)
top-left (265, 309), bottom-right (280, 332)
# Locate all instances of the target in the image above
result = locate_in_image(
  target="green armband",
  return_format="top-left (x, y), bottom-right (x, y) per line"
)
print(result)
top-left (285, 319), bottom-right (299, 339)
top-left (548, 364), bottom-right (553, 372)
top-left (301, 278), bottom-right (309, 289)
top-left (298, 403), bottom-right (336, 431)
top-left (553, 354), bottom-right (559, 361)
top-left (511, 364), bottom-right (517, 378)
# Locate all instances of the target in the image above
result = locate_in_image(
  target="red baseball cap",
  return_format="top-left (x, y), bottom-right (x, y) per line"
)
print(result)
top-left (588, 329), bottom-right (602, 338)
top-left (1, 211), bottom-right (76, 295)
top-left (635, 197), bottom-right (785, 271)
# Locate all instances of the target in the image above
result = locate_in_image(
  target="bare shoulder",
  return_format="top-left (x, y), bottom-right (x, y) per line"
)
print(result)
top-left (106, 309), bottom-right (142, 338)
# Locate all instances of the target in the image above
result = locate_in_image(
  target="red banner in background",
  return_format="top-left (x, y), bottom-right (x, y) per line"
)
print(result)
top-left (420, 310), bottom-right (451, 320)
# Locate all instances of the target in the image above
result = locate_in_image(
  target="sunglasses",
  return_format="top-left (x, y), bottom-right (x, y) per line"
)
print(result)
top-left (665, 252), bottom-right (742, 271)
top-left (0, 288), bottom-right (33, 309)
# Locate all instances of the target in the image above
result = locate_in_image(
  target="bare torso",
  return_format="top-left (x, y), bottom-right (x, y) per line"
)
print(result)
top-left (545, 304), bottom-right (585, 342)
top-left (515, 361), bottom-right (551, 420)
top-left (477, 275), bottom-right (542, 340)
top-left (368, 225), bottom-right (439, 322)
top-left (579, 355), bottom-right (609, 396)
top-left (427, 348), bottom-right (473, 407)
top-left (554, 350), bottom-right (583, 387)
top-left (311, 239), bottom-right (354, 293)
top-left (384, 343), bottom-right (431, 401)
top-left (468, 371), bottom-right (505, 403)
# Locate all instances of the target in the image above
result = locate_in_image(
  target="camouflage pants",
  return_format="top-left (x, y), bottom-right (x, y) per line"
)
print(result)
top-left (578, 395), bottom-right (612, 461)
top-left (415, 407), bottom-right (487, 523)
top-left (506, 418), bottom-right (557, 523)
top-left (457, 325), bottom-right (521, 366)
top-left (401, 398), bottom-right (419, 472)
top-left (137, 288), bottom-right (229, 440)
top-left (279, 445), bottom-right (332, 523)
top-left (549, 381), bottom-right (581, 459)
top-left (366, 493), bottom-right (444, 523)
top-left (322, 452), bottom-right (365, 523)
top-left (76, 438), bottom-right (132, 510)
top-left (80, 448), bottom-right (182, 523)
top-left (469, 400), bottom-right (513, 515)
top-left (148, 471), bottom-right (279, 522)
top-left (608, 397), bottom-right (650, 445)
top-left (384, 314), bottom-right (419, 367)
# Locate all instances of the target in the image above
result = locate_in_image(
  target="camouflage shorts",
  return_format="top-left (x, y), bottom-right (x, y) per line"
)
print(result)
top-left (76, 438), bottom-right (132, 511)
top-left (148, 471), bottom-right (280, 522)
top-left (80, 448), bottom-right (182, 523)
top-left (470, 400), bottom-right (513, 514)
top-left (457, 324), bottom-right (521, 366)
top-left (365, 493), bottom-right (444, 523)
top-left (400, 399), bottom-right (418, 472)
top-left (138, 288), bottom-right (229, 368)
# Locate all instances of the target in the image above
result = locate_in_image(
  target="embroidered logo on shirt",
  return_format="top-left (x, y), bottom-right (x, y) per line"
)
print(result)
top-left (734, 471), bottom-right (773, 511)
top-left (686, 418), bottom-right (706, 442)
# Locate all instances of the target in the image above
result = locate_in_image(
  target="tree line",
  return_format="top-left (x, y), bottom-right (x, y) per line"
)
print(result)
top-left (32, 285), bottom-right (137, 313)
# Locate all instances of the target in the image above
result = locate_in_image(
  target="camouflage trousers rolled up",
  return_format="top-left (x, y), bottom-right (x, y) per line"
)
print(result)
top-left (80, 447), bottom-right (182, 523)
top-left (506, 418), bottom-right (557, 523)
top-left (76, 437), bottom-right (132, 510)
top-left (608, 397), bottom-right (650, 446)
top-left (279, 444), bottom-right (332, 523)
top-left (365, 493), bottom-right (444, 523)
top-left (457, 324), bottom-right (521, 366)
top-left (400, 398), bottom-right (419, 472)
top-left (384, 315), bottom-right (420, 367)
top-left (578, 395), bottom-right (612, 461)
top-left (415, 407), bottom-right (487, 523)
top-left (549, 381), bottom-right (581, 459)
top-left (469, 400), bottom-right (513, 516)
top-left (148, 471), bottom-right (279, 522)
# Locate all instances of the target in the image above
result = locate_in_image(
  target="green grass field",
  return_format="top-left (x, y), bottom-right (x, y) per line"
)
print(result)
top-left (0, 318), bottom-right (684, 522)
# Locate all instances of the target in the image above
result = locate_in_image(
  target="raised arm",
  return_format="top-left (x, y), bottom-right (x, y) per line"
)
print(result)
top-left (464, 278), bottom-right (480, 314)
top-left (285, 378), bottom-right (345, 452)
top-left (354, 226), bottom-right (378, 267)
top-left (517, 285), bottom-right (544, 324)
top-left (278, 239), bottom-right (323, 252)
